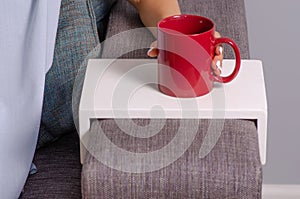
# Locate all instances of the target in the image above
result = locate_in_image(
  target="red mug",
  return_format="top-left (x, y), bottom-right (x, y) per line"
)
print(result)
top-left (157, 14), bottom-right (241, 97)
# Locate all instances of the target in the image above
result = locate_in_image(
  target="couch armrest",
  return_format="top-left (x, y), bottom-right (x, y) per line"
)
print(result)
top-left (82, 1), bottom-right (262, 198)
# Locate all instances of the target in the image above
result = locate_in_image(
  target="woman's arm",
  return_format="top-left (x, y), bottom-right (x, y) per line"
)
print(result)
top-left (128, 0), bottom-right (181, 37)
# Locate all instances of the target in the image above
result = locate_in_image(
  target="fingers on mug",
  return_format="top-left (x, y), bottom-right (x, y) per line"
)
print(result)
top-left (213, 37), bottom-right (241, 83)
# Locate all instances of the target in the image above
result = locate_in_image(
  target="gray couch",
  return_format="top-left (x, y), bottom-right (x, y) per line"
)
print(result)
top-left (21, 0), bottom-right (262, 198)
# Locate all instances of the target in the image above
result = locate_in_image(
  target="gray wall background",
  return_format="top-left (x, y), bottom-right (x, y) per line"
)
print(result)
top-left (244, 0), bottom-right (300, 184)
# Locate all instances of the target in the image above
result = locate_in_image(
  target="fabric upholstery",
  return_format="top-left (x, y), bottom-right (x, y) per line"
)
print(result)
top-left (20, 132), bottom-right (82, 199)
top-left (82, 119), bottom-right (261, 198)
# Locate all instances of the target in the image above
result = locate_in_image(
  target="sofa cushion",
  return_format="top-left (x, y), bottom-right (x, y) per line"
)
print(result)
top-left (21, 132), bottom-right (82, 199)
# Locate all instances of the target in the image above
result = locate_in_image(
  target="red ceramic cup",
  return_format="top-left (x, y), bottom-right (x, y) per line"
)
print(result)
top-left (157, 15), bottom-right (241, 97)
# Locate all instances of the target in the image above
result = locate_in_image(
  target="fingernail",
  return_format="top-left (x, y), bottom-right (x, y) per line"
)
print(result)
top-left (219, 46), bottom-right (223, 55)
top-left (147, 47), bottom-right (155, 55)
top-left (216, 60), bottom-right (222, 72)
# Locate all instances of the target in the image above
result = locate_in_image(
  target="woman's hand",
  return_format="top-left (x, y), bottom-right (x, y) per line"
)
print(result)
top-left (147, 31), bottom-right (224, 76)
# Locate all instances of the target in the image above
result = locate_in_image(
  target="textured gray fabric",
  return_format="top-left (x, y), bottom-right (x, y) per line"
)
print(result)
top-left (101, 0), bottom-right (249, 59)
top-left (21, 132), bottom-right (82, 199)
top-left (82, 119), bottom-right (262, 198)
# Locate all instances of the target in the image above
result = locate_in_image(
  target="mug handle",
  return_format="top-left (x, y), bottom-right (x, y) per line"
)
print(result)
top-left (213, 37), bottom-right (241, 83)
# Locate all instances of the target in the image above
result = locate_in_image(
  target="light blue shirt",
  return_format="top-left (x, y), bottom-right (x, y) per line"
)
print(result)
top-left (0, 0), bottom-right (61, 198)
